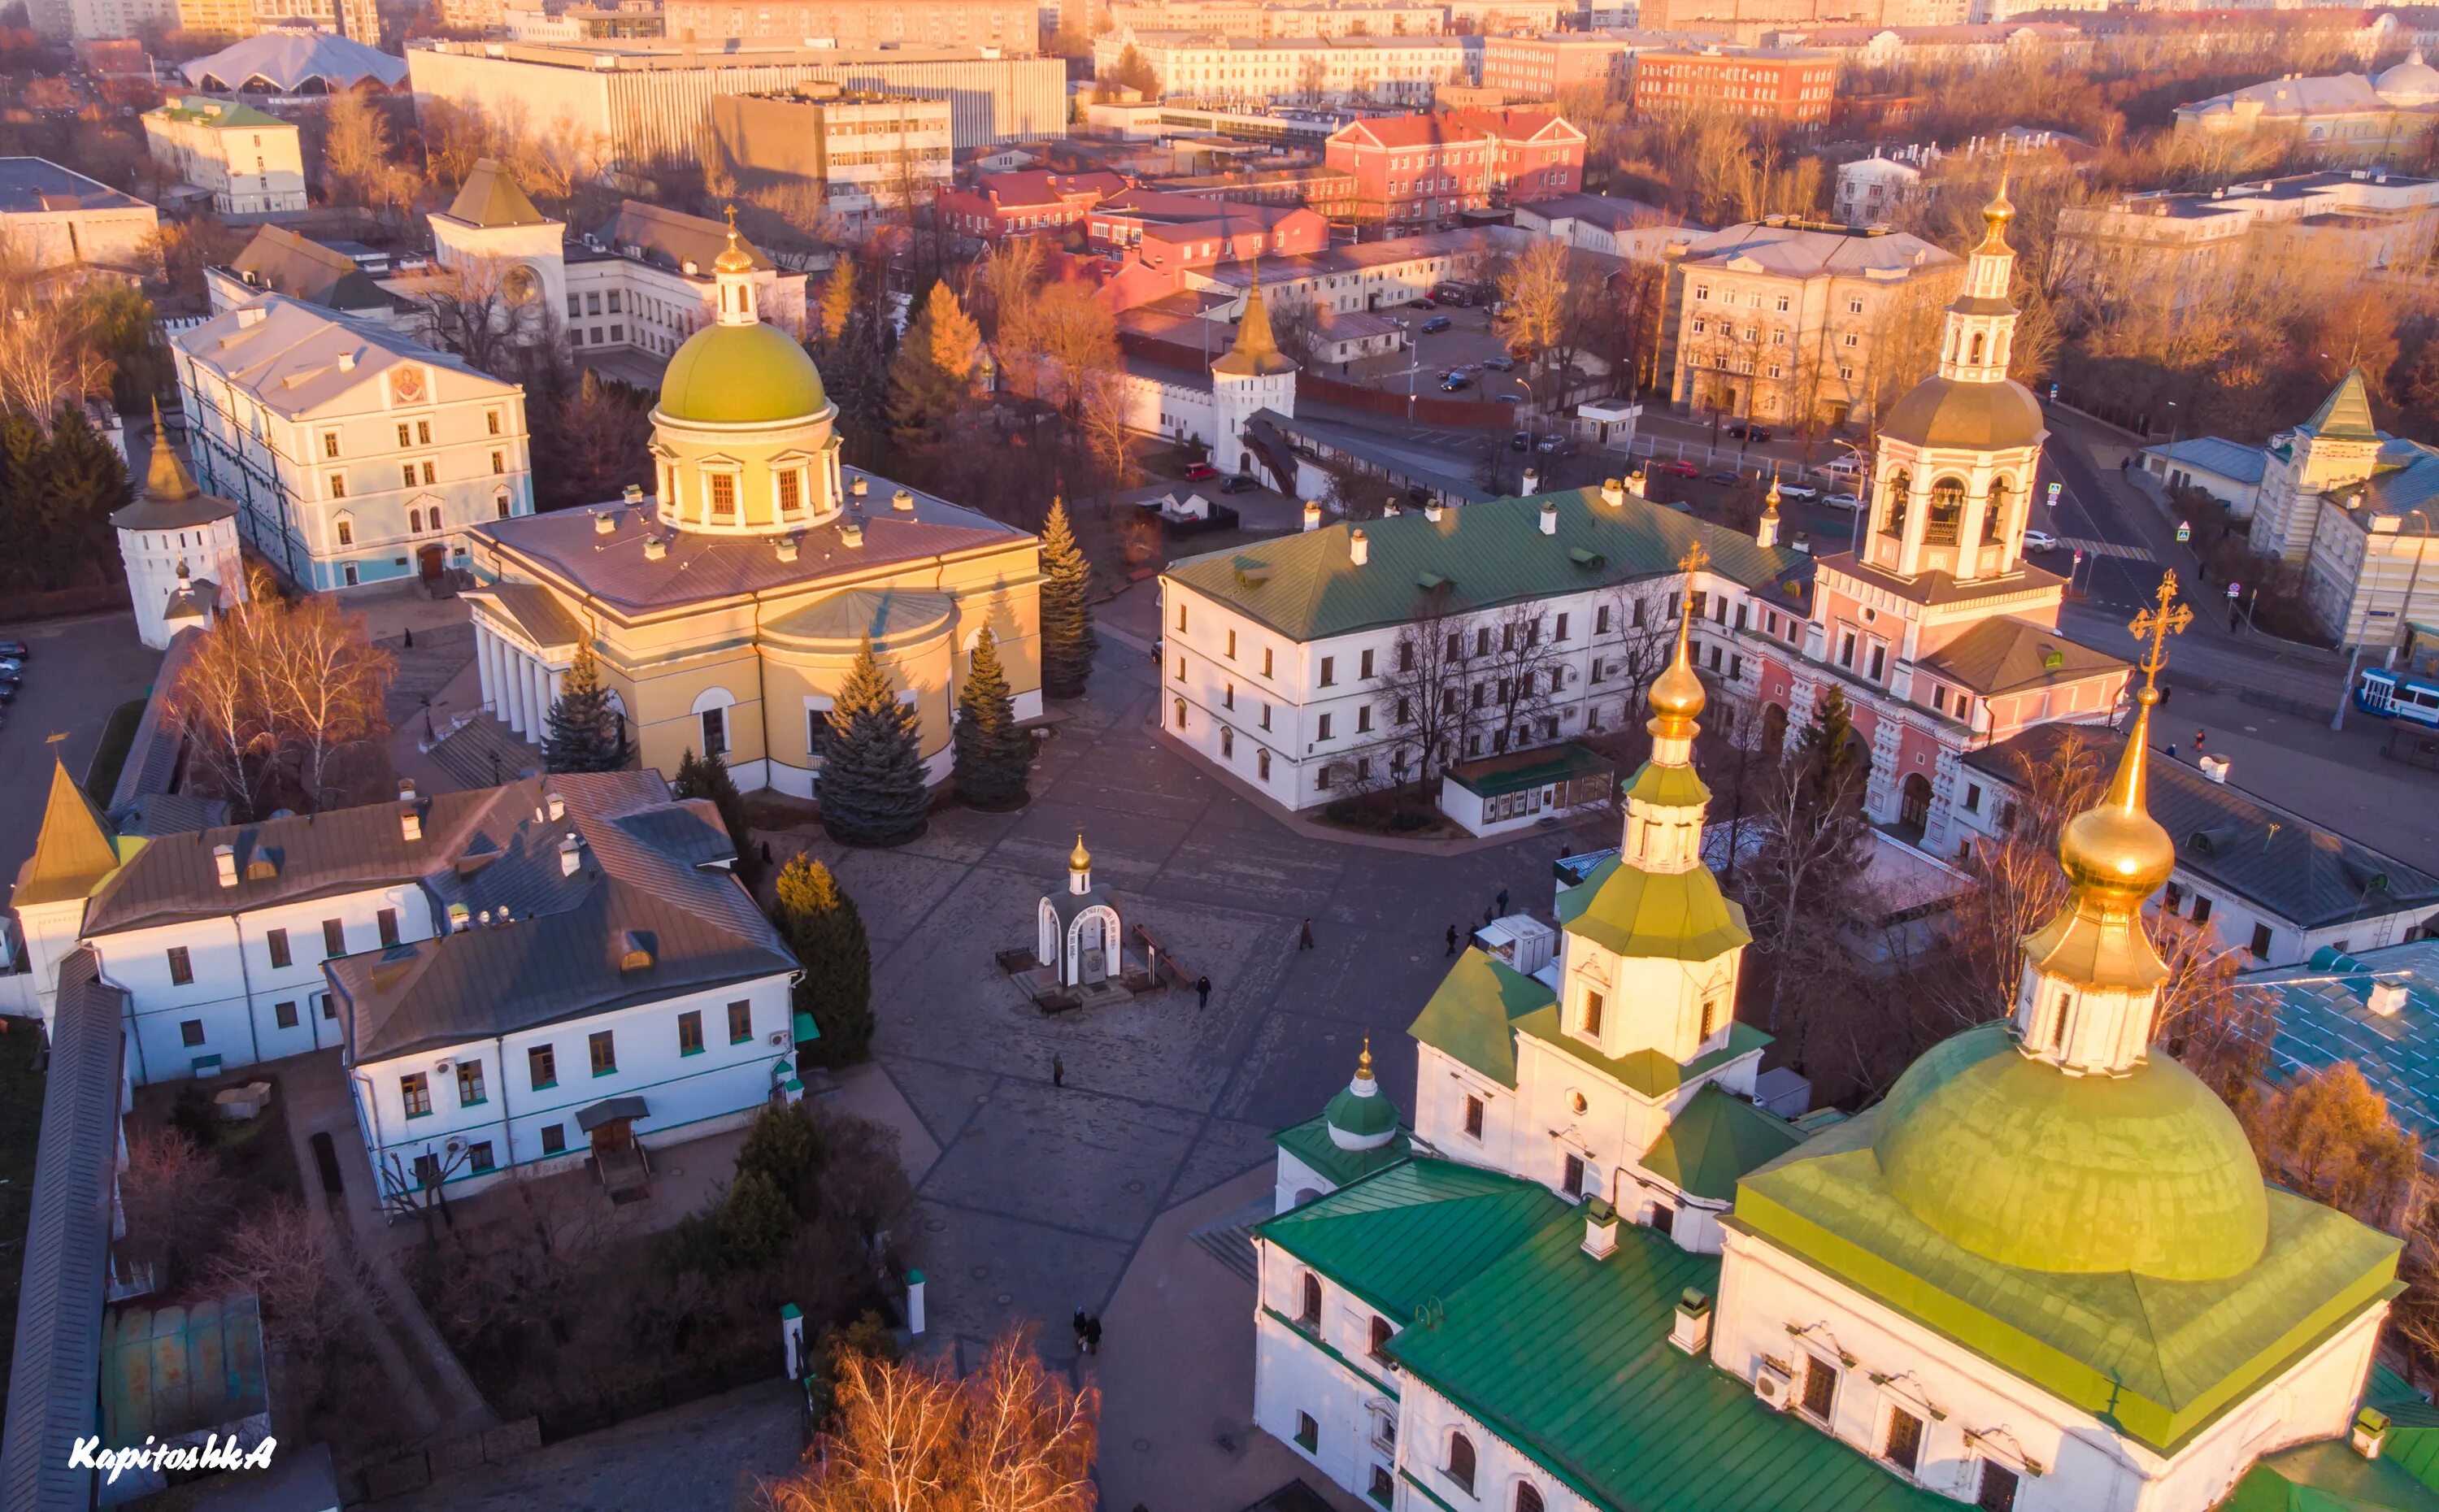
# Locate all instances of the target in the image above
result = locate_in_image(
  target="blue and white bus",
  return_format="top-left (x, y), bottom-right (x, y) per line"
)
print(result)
top-left (2356, 665), bottom-right (2439, 728)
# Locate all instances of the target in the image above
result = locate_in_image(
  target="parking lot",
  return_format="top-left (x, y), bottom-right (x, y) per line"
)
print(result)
top-left (1336, 302), bottom-right (1532, 402)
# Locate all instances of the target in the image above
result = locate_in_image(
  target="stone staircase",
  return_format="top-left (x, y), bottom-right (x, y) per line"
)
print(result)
top-left (426, 710), bottom-right (541, 792)
top-left (1188, 1195), bottom-right (1274, 1289)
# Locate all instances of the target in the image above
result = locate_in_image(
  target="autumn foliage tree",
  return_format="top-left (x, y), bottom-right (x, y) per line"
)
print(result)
top-left (890, 280), bottom-right (983, 462)
top-left (770, 1327), bottom-right (1098, 1512)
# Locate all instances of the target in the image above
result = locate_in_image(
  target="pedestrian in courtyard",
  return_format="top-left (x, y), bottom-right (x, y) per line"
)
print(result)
top-left (1483, 902), bottom-right (1496, 927)
top-left (1446, 923), bottom-right (1459, 956)
top-left (2167, 742), bottom-right (2178, 760)
top-left (1085, 1315), bottom-right (1103, 1355)
top-left (2195, 728), bottom-right (2207, 754)
top-left (1053, 1053), bottom-right (1065, 1088)
top-left (1074, 1307), bottom-right (1089, 1350)
top-left (1496, 887), bottom-right (1510, 917)
top-left (1298, 918), bottom-right (1315, 949)
top-left (1196, 974), bottom-right (1212, 1010)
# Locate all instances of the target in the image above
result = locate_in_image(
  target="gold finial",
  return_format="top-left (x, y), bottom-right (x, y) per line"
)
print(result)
top-left (2128, 569), bottom-right (2192, 700)
top-left (2050, 571), bottom-right (2185, 925)
top-left (1979, 170), bottom-right (2016, 251)
top-left (714, 203), bottom-right (754, 274)
top-left (1763, 467), bottom-right (1781, 516)
top-left (1356, 1035), bottom-right (1373, 1083)
top-left (1067, 828), bottom-right (1092, 874)
top-left (1646, 540), bottom-right (1710, 738)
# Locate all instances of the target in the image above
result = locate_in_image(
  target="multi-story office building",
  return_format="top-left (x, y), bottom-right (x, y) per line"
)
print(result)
top-left (709, 87), bottom-right (954, 227)
top-left (143, 96), bottom-right (307, 217)
top-left (661, 0), bottom-right (1036, 48)
top-left (406, 39), bottom-right (1068, 168)
top-left (1093, 30), bottom-right (1480, 107)
top-left (170, 293), bottom-right (535, 592)
top-left (1667, 217), bottom-right (1958, 430)
top-left (1628, 43), bottom-right (1838, 122)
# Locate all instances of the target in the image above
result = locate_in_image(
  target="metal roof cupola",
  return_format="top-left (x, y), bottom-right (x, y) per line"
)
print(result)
top-left (1624, 542), bottom-right (1714, 876)
top-left (1876, 180), bottom-right (2046, 454)
top-left (651, 205), bottom-right (833, 441)
top-left (1324, 1038), bottom-right (1401, 1151)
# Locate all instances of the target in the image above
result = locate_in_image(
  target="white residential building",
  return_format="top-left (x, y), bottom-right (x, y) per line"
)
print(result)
top-left (1092, 29), bottom-right (1480, 106)
top-left (141, 97), bottom-right (307, 218)
top-left (1832, 152), bottom-right (1924, 226)
top-left (170, 293), bottom-right (534, 593)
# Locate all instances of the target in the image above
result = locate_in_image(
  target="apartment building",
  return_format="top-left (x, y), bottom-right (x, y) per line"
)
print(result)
top-left (1479, 32), bottom-right (1639, 98)
top-left (1321, 107), bottom-right (1584, 229)
top-left (709, 86), bottom-right (955, 226)
top-left (1628, 44), bottom-right (1839, 122)
top-left (1831, 151), bottom-right (1924, 226)
top-left (406, 40), bottom-right (1068, 167)
top-left (170, 294), bottom-right (534, 592)
top-left (937, 169), bottom-right (1133, 240)
top-left (1667, 217), bottom-right (1959, 429)
top-left (142, 96), bottom-right (307, 217)
top-left (660, 0), bottom-right (1037, 49)
top-left (1093, 30), bottom-right (1480, 107)
top-left (1087, 188), bottom-right (1331, 261)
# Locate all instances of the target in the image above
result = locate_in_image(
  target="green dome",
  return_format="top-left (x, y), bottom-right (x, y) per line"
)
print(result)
top-left (1326, 1084), bottom-right (1400, 1146)
top-left (1872, 1023), bottom-right (2267, 1282)
top-left (658, 320), bottom-right (828, 426)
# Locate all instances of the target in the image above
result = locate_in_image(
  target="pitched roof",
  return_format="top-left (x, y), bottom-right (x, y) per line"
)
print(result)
top-left (1556, 850), bottom-right (1752, 962)
top-left (228, 226), bottom-right (395, 314)
top-left (180, 29), bottom-right (407, 91)
top-left (597, 201), bottom-right (774, 275)
top-left (1521, 1010), bottom-right (1769, 1101)
top-left (2143, 435), bottom-right (2268, 486)
top-left (2307, 369), bottom-right (2382, 443)
top-left (1332, 114), bottom-right (1491, 150)
top-left (112, 409), bottom-right (237, 533)
top-left (2248, 941), bottom-right (2439, 1158)
top-left (1963, 723), bottom-right (2439, 930)
top-left (1680, 219), bottom-right (1956, 279)
top-left (1915, 614), bottom-right (2125, 696)
top-left (0, 951), bottom-right (127, 1512)
top-left (1256, 1158), bottom-right (1563, 1323)
top-left (175, 294), bottom-right (513, 420)
top-left (442, 157), bottom-right (553, 229)
top-left (2226, 1432), bottom-right (2439, 1511)
top-left (1210, 277), bottom-right (1294, 377)
top-left (150, 94), bottom-right (285, 128)
top-left (1407, 946), bottom-right (1553, 1088)
top-left (0, 157), bottom-right (150, 215)
top-left (1641, 1084), bottom-right (1806, 1201)
top-left (1163, 486), bottom-right (1811, 643)
top-left (14, 758), bottom-right (124, 909)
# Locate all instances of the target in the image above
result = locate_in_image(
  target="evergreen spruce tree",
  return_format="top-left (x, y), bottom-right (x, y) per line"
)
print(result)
top-left (41, 406), bottom-right (132, 586)
top-left (673, 747), bottom-right (761, 889)
top-left (772, 852), bottom-right (875, 1068)
top-left (951, 626), bottom-right (1031, 810)
top-left (818, 637), bottom-right (931, 846)
top-left (1038, 497), bottom-right (1098, 698)
top-left (1793, 686), bottom-right (1863, 816)
top-left (543, 641), bottom-right (629, 774)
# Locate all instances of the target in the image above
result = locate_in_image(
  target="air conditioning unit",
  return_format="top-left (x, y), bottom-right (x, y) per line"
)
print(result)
top-left (769, 1030), bottom-right (789, 1047)
top-left (1754, 1360), bottom-right (1793, 1411)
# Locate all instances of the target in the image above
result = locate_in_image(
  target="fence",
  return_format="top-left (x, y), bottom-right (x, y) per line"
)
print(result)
top-left (1598, 428), bottom-right (1862, 489)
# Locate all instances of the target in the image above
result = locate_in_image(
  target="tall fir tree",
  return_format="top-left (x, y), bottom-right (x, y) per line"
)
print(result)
top-left (820, 637), bottom-right (931, 846)
top-left (41, 406), bottom-right (133, 587)
top-left (771, 853), bottom-right (874, 1068)
top-left (1038, 497), bottom-right (1098, 698)
top-left (951, 626), bottom-right (1031, 809)
top-left (887, 280), bottom-right (980, 458)
top-left (674, 747), bottom-right (762, 889)
top-left (543, 641), bottom-right (629, 774)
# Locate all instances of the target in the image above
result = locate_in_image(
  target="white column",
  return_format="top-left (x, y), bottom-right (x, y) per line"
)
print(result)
top-left (527, 657), bottom-right (549, 744)
top-left (510, 649), bottom-right (533, 736)
top-left (476, 627), bottom-right (498, 717)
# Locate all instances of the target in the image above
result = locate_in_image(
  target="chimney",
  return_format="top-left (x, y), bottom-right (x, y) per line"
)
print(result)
top-left (1524, 467), bottom-right (1541, 496)
top-left (644, 536), bottom-right (668, 560)
top-left (892, 489), bottom-right (916, 511)
top-left (2198, 754), bottom-right (2231, 783)
top-left (401, 802), bottom-right (422, 842)
top-left (398, 779), bottom-right (417, 803)
top-left (2356, 1408), bottom-right (2392, 1459)
top-left (851, 476), bottom-right (869, 498)
top-left (1383, 498), bottom-right (1402, 516)
top-left (213, 843), bottom-right (237, 888)
top-left (1581, 1196), bottom-right (1619, 1258)
top-left (1424, 500), bottom-right (1444, 522)
top-left (595, 510), bottom-right (617, 535)
top-left (2370, 980), bottom-right (2409, 1017)
top-left (1350, 528), bottom-right (1369, 565)
top-left (623, 483), bottom-right (644, 508)
top-left (776, 536), bottom-right (799, 563)
top-left (337, 350), bottom-right (356, 372)
top-left (1670, 1288), bottom-right (1714, 1355)
top-left (546, 791), bottom-right (566, 822)
top-left (1302, 500), bottom-right (1324, 532)
top-left (1539, 499), bottom-right (1557, 535)
top-left (1601, 477), bottom-right (1625, 507)
top-left (841, 521), bottom-right (865, 547)
top-left (559, 833), bottom-right (583, 877)
top-left (237, 306), bottom-right (266, 328)
top-left (447, 902), bottom-right (471, 932)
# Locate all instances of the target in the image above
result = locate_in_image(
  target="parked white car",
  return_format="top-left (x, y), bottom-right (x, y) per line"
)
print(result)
top-left (2022, 529), bottom-right (2062, 553)
top-left (1823, 493), bottom-right (1864, 511)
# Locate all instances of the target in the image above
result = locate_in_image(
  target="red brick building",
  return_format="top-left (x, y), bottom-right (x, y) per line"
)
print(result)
top-left (1087, 189), bottom-right (1332, 263)
top-left (936, 169), bottom-right (1133, 241)
top-left (1321, 108), bottom-right (1586, 232)
top-left (1480, 34), bottom-right (1638, 100)
top-left (1629, 46), bottom-right (1838, 124)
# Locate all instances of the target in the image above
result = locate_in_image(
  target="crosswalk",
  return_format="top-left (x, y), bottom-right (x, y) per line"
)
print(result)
top-left (2055, 536), bottom-right (2158, 563)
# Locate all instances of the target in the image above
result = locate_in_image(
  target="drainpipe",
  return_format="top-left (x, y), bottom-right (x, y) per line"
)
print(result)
top-left (231, 912), bottom-right (263, 1067)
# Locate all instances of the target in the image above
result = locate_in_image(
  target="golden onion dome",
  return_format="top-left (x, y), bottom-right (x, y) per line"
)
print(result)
top-left (1647, 605), bottom-right (1707, 733)
top-left (1068, 830), bottom-right (1092, 874)
top-left (714, 206), bottom-right (754, 275)
top-left (2057, 685), bottom-right (2176, 903)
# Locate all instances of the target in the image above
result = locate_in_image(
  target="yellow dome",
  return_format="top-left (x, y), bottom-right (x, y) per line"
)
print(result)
top-left (1068, 831), bottom-right (1092, 873)
top-left (658, 320), bottom-right (828, 427)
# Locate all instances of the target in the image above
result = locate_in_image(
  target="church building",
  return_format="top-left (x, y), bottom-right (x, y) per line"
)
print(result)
top-left (463, 219), bottom-right (1042, 795)
top-left (1250, 600), bottom-right (2427, 1512)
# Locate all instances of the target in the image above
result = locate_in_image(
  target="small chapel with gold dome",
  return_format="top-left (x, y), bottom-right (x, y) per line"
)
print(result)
top-left (464, 215), bottom-right (1043, 796)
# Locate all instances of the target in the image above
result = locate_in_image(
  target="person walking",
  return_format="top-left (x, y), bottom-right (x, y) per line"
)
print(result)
top-left (1074, 1307), bottom-right (1089, 1353)
top-left (2167, 742), bottom-right (2178, 761)
top-left (1052, 1053), bottom-right (1065, 1088)
top-left (1445, 923), bottom-right (1459, 956)
top-left (1496, 887), bottom-right (1510, 917)
top-left (1196, 974), bottom-right (1212, 1010)
top-left (1298, 918), bottom-right (1315, 950)
top-left (2194, 728), bottom-right (2207, 754)
top-left (1482, 901), bottom-right (1496, 927)
top-left (1085, 1315), bottom-right (1103, 1356)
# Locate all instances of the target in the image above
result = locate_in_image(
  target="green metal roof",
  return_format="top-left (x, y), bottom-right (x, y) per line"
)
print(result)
top-left (1406, 947), bottom-right (1554, 1089)
top-left (1642, 1084), bottom-right (1806, 1201)
top-left (1519, 1011), bottom-right (1771, 1101)
top-left (1258, 1159), bottom-right (1563, 1325)
top-left (1372, 1169), bottom-right (1956, 1512)
top-left (2306, 369), bottom-right (2381, 443)
top-left (1274, 1112), bottom-right (1413, 1191)
top-left (1733, 1084), bottom-right (2403, 1455)
top-left (2223, 1432), bottom-right (2439, 1510)
top-left (2249, 941), bottom-right (2439, 1158)
top-left (1327, 1081), bottom-right (1402, 1140)
top-left (1556, 853), bottom-right (1751, 962)
top-left (1446, 741), bottom-right (1615, 800)
top-left (154, 96), bottom-right (286, 127)
top-left (1163, 487), bottom-right (1810, 642)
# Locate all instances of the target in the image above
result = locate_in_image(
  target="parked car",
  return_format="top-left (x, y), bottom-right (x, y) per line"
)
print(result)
top-left (1537, 436), bottom-right (1562, 454)
top-left (1493, 393), bottom-right (1522, 404)
top-left (1430, 283), bottom-right (1473, 306)
top-left (0, 640), bottom-right (28, 659)
top-left (0, 683), bottom-right (17, 705)
top-left (1727, 424), bottom-right (1774, 443)
top-left (1181, 461), bottom-right (1219, 480)
top-left (1480, 354), bottom-right (1515, 371)
top-left (1511, 431), bottom-right (1532, 452)
top-left (1647, 458), bottom-right (1701, 478)
top-left (1421, 315), bottom-right (1452, 333)
top-left (1774, 481), bottom-right (1819, 502)
top-left (1408, 297), bottom-right (1437, 310)
top-left (1704, 470), bottom-right (1742, 486)
top-left (1823, 492), bottom-right (1864, 511)
top-left (2021, 528), bottom-right (2063, 553)
top-left (1440, 374), bottom-right (1473, 392)
top-left (1221, 474), bottom-right (1259, 494)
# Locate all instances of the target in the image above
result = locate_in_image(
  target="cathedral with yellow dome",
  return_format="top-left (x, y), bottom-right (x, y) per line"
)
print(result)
top-left (463, 215), bottom-right (1043, 796)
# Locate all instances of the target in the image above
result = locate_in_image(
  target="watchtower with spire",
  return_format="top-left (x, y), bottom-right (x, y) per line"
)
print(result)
top-left (2250, 368), bottom-right (2384, 565)
top-left (112, 400), bottom-right (242, 650)
top-left (1209, 272), bottom-right (1298, 484)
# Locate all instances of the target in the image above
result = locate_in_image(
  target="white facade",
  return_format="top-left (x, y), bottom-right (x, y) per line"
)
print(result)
top-left (172, 294), bottom-right (534, 593)
top-left (1093, 29), bottom-right (1479, 106)
top-left (118, 512), bottom-right (243, 650)
top-left (142, 98), bottom-right (308, 217)
top-left (1833, 154), bottom-right (1924, 227)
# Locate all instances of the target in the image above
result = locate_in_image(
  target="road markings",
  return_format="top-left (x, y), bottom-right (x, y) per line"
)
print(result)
top-left (2057, 536), bottom-right (2158, 563)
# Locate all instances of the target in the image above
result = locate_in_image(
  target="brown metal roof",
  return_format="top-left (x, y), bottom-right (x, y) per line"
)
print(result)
top-left (1915, 614), bottom-right (2124, 695)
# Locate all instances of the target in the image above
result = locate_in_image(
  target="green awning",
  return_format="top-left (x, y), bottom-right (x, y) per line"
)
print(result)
top-left (1447, 742), bottom-right (1614, 799)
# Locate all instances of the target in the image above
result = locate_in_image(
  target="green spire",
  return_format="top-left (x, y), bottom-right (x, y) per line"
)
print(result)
top-left (2303, 369), bottom-right (2379, 442)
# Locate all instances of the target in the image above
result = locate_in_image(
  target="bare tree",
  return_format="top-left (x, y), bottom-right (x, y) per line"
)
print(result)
top-left (118, 1127), bottom-right (237, 1292)
top-left (416, 253), bottom-right (553, 379)
top-left (209, 1199), bottom-right (384, 1366)
top-left (0, 239), bottom-right (118, 419)
top-left (1374, 587), bottom-right (1483, 797)
top-left (1739, 688), bottom-right (1873, 1036)
top-left (1472, 602), bottom-right (1568, 757)
top-left (317, 91), bottom-right (421, 231)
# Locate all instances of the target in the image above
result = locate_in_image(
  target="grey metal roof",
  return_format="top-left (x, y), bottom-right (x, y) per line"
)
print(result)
top-left (326, 784), bottom-right (796, 1062)
top-left (2249, 941), bottom-right (2439, 1155)
top-left (0, 949), bottom-right (128, 1512)
top-left (1965, 725), bottom-right (2439, 930)
top-left (2144, 436), bottom-right (2267, 487)
top-left (181, 31), bottom-right (407, 91)
top-left (0, 158), bottom-right (150, 215)
top-left (107, 628), bottom-right (202, 815)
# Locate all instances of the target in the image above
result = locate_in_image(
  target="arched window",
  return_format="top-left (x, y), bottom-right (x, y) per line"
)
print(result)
top-left (1515, 1484), bottom-right (1546, 1512)
top-left (1220, 727), bottom-right (1234, 758)
top-left (1928, 477), bottom-right (1966, 544)
top-left (1968, 331), bottom-right (1985, 365)
top-left (1174, 697), bottom-right (1188, 730)
top-left (1985, 476), bottom-right (2011, 542)
top-left (1299, 1272), bottom-right (1322, 1326)
top-left (1883, 470), bottom-right (1911, 537)
top-left (407, 507), bottom-right (422, 533)
top-left (1370, 1314), bottom-right (1393, 1359)
top-left (1448, 1433), bottom-right (1477, 1494)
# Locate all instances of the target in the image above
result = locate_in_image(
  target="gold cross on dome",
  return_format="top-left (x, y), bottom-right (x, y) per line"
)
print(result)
top-left (724, 202), bottom-right (738, 235)
top-left (1676, 540), bottom-right (1710, 619)
top-left (2127, 571), bottom-right (2192, 695)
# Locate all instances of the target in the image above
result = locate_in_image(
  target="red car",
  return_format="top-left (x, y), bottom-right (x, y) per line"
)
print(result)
top-left (1181, 462), bottom-right (1220, 480)
top-left (1646, 458), bottom-right (1701, 478)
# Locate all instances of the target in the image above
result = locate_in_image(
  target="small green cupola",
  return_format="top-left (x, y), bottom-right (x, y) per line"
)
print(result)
top-left (1324, 1038), bottom-right (1401, 1151)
